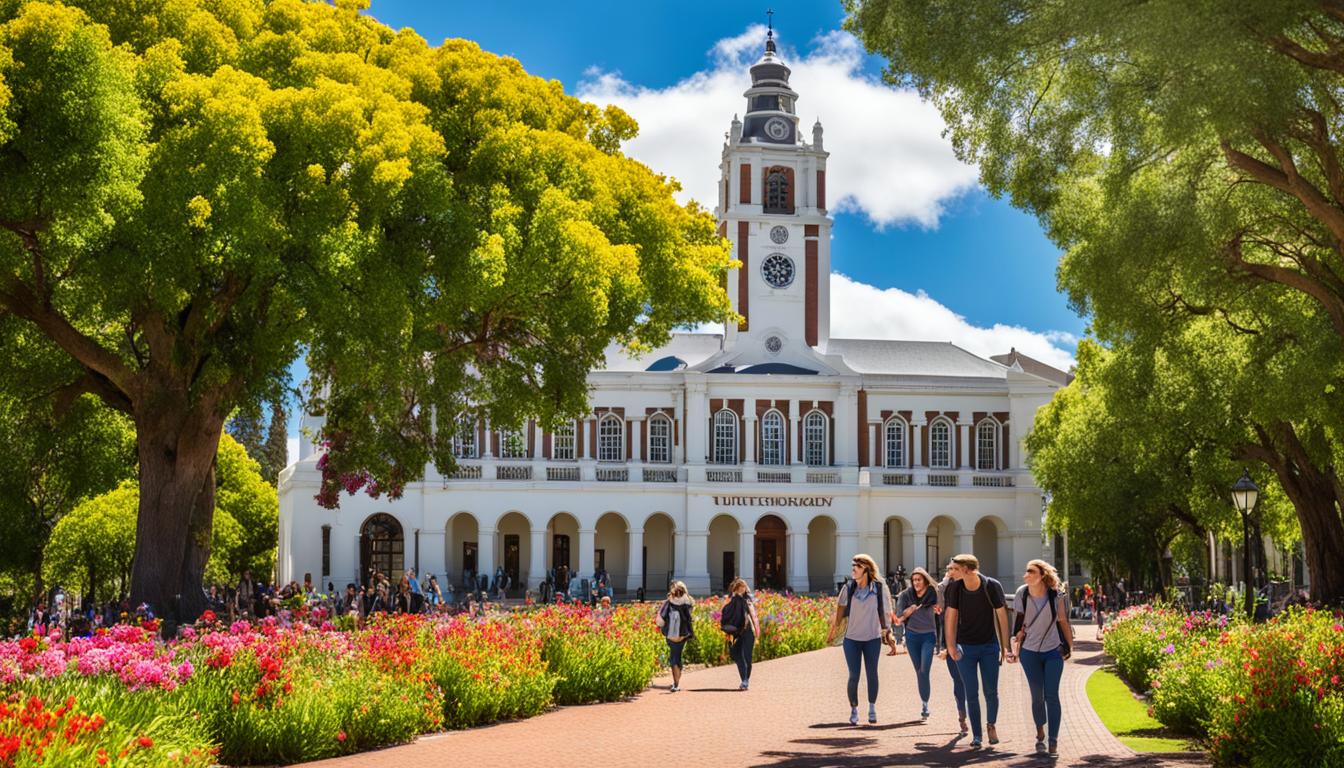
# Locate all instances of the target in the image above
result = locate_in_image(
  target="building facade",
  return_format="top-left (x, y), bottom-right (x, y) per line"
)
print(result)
top-left (276, 30), bottom-right (1068, 596)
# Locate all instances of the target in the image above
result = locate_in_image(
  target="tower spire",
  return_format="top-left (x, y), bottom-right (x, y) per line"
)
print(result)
top-left (766, 8), bottom-right (776, 53)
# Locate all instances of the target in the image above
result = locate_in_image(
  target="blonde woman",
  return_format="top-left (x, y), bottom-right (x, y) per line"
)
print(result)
top-left (1009, 559), bottom-right (1073, 755)
top-left (827, 554), bottom-right (894, 725)
top-left (656, 581), bottom-right (695, 692)
top-left (725, 578), bottom-right (760, 690)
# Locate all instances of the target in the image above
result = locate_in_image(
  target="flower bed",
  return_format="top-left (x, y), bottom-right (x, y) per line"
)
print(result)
top-left (1103, 605), bottom-right (1344, 766)
top-left (0, 594), bottom-right (833, 765)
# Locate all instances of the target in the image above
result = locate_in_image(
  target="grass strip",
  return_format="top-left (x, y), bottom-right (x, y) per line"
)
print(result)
top-left (1085, 667), bottom-right (1200, 753)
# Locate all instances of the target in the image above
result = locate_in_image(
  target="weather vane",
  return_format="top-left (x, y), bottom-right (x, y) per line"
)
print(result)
top-left (767, 8), bottom-right (774, 33)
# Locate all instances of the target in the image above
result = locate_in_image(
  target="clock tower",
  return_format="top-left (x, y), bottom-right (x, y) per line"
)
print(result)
top-left (718, 24), bottom-right (832, 358)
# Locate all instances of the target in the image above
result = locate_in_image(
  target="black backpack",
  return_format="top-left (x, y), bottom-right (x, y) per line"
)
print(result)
top-left (720, 593), bottom-right (747, 635)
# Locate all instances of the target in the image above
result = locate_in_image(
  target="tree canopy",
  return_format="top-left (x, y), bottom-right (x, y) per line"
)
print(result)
top-left (847, 0), bottom-right (1344, 603)
top-left (0, 0), bottom-right (734, 616)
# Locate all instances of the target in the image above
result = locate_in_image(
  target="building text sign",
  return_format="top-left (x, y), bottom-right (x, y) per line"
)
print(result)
top-left (712, 496), bottom-right (834, 507)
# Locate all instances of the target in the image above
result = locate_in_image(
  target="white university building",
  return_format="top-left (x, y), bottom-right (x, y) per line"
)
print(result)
top-left (277, 32), bottom-right (1072, 596)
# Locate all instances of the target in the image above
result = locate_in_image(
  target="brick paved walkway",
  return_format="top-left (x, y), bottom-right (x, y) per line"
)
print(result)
top-left (307, 625), bottom-right (1209, 768)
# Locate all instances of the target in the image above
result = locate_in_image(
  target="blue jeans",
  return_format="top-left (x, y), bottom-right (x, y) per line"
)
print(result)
top-left (842, 637), bottom-right (883, 706)
top-left (955, 641), bottom-right (1002, 741)
top-left (730, 627), bottom-right (755, 682)
top-left (905, 630), bottom-right (936, 703)
top-left (945, 651), bottom-right (967, 715)
top-left (1019, 647), bottom-right (1064, 744)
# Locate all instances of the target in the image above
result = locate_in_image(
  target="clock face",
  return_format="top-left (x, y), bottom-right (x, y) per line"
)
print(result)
top-left (769, 225), bottom-right (789, 244)
top-left (761, 253), bottom-right (795, 289)
top-left (764, 117), bottom-right (790, 141)
top-left (765, 336), bottom-right (783, 354)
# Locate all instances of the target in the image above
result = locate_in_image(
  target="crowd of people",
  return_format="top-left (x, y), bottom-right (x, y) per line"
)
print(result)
top-left (654, 552), bottom-right (1074, 756)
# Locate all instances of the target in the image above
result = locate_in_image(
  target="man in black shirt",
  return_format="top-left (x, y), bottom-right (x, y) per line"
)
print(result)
top-left (943, 553), bottom-right (1009, 750)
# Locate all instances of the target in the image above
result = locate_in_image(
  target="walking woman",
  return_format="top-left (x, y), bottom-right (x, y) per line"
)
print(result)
top-left (894, 567), bottom-right (939, 719)
top-left (935, 567), bottom-right (969, 735)
top-left (656, 581), bottom-right (695, 692)
top-left (943, 553), bottom-right (1010, 749)
top-left (827, 554), bottom-right (894, 725)
top-left (1009, 559), bottom-right (1073, 755)
top-left (725, 578), bottom-right (760, 690)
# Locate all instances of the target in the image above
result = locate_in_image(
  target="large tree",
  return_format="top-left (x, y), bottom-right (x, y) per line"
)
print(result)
top-left (0, 0), bottom-right (733, 618)
top-left (846, 0), bottom-right (1344, 603)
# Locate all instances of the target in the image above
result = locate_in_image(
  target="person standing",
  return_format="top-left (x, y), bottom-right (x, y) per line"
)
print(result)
top-left (1010, 559), bottom-right (1073, 755)
top-left (827, 554), bottom-right (894, 725)
top-left (725, 578), bottom-right (760, 690)
top-left (934, 568), bottom-right (969, 735)
top-left (944, 554), bottom-right (1010, 749)
top-left (895, 567), bottom-right (940, 719)
top-left (656, 581), bottom-right (695, 692)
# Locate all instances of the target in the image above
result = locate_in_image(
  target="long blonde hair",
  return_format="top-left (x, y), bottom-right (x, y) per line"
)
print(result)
top-left (851, 554), bottom-right (885, 587)
top-left (1027, 559), bottom-right (1060, 591)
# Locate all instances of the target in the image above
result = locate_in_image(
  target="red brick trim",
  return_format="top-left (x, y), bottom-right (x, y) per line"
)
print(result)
top-left (805, 238), bottom-right (818, 346)
top-left (857, 390), bottom-right (868, 466)
top-left (817, 170), bottom-right (826, 210)
top-left (739, 163), bottom-right (751, 204)
top-left (738, 221), bottom-right (750, 332)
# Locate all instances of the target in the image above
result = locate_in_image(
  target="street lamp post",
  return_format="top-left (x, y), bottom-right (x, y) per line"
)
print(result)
top-left (1231, 469), bottom-right (1260, 619)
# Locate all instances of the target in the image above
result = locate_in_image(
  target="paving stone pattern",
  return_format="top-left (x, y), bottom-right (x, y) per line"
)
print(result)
top-left (307, 625), bottom-right (1210, 768)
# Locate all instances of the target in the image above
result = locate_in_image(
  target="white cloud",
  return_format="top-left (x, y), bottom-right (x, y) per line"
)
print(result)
top-left (577, 25), bottom-right (979, 228)
top-left (829, 273), bottom-right (1077, 371)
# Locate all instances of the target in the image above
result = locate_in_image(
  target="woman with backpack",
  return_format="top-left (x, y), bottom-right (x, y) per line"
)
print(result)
top-left (656, 581), bottom-right (695, 692)
top-left (826, 554), bottom-right (894, 725)
top-left (894, 566), bottom-right (939, 720)
top-left (723, 578), bottom-right (760, 690)
top-left (1008, 559), bottom-right (1073, 755)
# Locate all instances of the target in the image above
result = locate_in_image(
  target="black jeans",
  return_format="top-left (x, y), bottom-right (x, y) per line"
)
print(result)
top-left (730, 627), bottom-right (756, 682)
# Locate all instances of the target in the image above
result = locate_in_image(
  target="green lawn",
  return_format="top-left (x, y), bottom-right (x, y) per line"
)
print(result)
top-left (1085, 668), bottom-right (1201, 753)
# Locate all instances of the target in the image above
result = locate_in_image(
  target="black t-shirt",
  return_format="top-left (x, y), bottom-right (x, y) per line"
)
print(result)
top-left (944, 576), bottom-right (1006, 646)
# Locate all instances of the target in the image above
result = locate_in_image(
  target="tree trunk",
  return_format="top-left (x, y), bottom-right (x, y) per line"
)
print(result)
top-left (129, 407), bottom-right (224, 622)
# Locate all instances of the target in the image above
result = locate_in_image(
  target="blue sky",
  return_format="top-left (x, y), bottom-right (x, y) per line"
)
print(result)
top-left (286, 1), bottom-right (1086, 457)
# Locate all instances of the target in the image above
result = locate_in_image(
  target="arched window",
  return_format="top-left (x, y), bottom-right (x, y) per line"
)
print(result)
top-left (712, 409), bottom-right (739, 464)
top-left (929, 418), bottom-right (953, 469)
top-left (765, 167), bottom-right (792, 214)
top-left (598, 414), bottom-right (624, 462)
top-left (552, 420), bottom-right (576, 460)
top-left (498, 428), bottom-right (527, 459)
top-left (804, 410), bottom-right (829, 466)
top-left (976, 419), bottom-right (999, 470)
top-left (359, 513), bottom-right (403, 587)
top-left (647, 414), bottom-right (672, 463)
top-left (884, 417), bottom-right (907, 468)
top-left (760, 410), bottom-right (785, 465)
top-left (452, 414), bottom-right (477, 458)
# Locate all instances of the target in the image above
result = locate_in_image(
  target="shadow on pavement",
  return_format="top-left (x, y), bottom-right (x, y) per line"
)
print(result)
top-left (753, 734), bottom-right (1021, 767)
top-left (808, 719), bottom-right (926, 731)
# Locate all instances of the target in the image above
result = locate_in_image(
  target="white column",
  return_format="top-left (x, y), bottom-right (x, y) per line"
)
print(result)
top-left (531, 419), bottom-right (542, 459)
top-left (626, 529), bottom-right (643, 593)
top-left (420, 530), bottom-right (446, 582)
top-left (686, 379), bottom-right (707, 464)
top-left (788, 531), bottom-right (809, 592)
top-left (578, 529), bottom-right (596, 583)
top-left (836, 386), bottom-right (857, 465)
top-left (744, 414), bottom-right (757, 464)
top-left (482, 417), bottom-right (493, 457)
top-left (912, 421), bottom-right (924, 467)
top-left (631, 417), bottom-right (643, 462)
top-left (673, 390), bottom-right (686, 465)
top-left (580, 418), bottom-right (592, 459)
top-left (683, 530), bottom-right (710, 594)
top-left (738, 528), bottom-right (755, 589)
top-left (528, 529), bottom-right (546, 589)
top-left (835, 531), bottom-right (861, 588)
top-left (790, 399), bottom-right (803, 465)
top-left (477, 528), bottom-right (496, 577)
top-left (956, 532), bottom-right (974, 557)
top-left (868, 422), bottom-right (879, 467)
top-left (911, 531), bottom-right (928, 572)
top-left (958, 421), bottom-right (972, 469)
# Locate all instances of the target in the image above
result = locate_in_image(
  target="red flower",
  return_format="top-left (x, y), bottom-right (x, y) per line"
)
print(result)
top-left (230, 691), bottom-right (240, 707)
top-left (137, 735), bottom-right (154, 748)
top-left (96, 749), bottom-right (109, 765)
top-left (336, 731), bottom-right (347, 742)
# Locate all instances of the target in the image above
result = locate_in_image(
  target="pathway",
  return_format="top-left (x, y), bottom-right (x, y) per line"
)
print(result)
top-left (307, 625), bottom-right (1210, 767)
